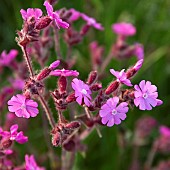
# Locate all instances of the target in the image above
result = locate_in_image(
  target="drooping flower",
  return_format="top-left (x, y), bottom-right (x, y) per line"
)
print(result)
top-left (71, 78), bottom-right (92, 107)
top-left (110, 69), bottom-right (132, 86)
top-left (25, 155), bottom-right (45, 170)
top-left (50, 68), bottom-right (79, 77)
top-left (134, 80), bottom-right (163, 110)
top-left (133, 43), bottom-right (144, 60)
top-left (81, 14), bottom-right (104, 30)
top-left (44, 1), bottom-right (69, 29)
top-left (69, 8), bottom-right (81, 22)
top-left (0, 49), bottom-right (18, 67)
top-left (112, 22), bottom-right (136, 36)
top-left (20, 8), bottom-right (43, 21)
top-left (8, 94), bottom-right (39, 118)
top-left (99, 97), bottom-right (128, 127)
top-left (0, 124), bottom-right (28, 144)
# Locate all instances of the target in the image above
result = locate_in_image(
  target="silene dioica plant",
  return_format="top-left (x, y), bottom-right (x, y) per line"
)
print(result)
top-left (0, 0), bottom-right (167, 170)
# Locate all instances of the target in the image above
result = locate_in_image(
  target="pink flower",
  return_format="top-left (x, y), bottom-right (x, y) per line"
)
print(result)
top-left (134, 80), bottom-right (163, 110)
top-left (44, 1), bottom-right (69, 29)
top-left (9, 78), bottom-right (25, 90)
top-left (110, 69), bottom-right (132, 86)
top-left (71, 78), bottom-right (92, 107)
top-left (81, 14), bottom-right (104, 30)
top-left (25, 155), bottom-right (45, 170)
top-left (20, 8), bottom-right (43, 21)
top-left (50, 68), bottom-right (79, 77)
top-left (159, 126), bottom-right (170, 137)
top-left (99, 97), bottom-right (128, 127)
top-left (69, 8), bottom-right (81, 22)
top-left (0, 124), bottom-right (28, 144)
top-left (9, 124), bottom-right (28, 144)
top-left (112, 22), bottom-right (136, 36)
top-left (0, 49), bottom-right (18, 66)
top-left (133, 43), bottom-right (144, 60)
top-left (8, 94), bottom-right (39, 118)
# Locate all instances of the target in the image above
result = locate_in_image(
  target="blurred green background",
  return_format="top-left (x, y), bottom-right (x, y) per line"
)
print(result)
top-left (0, 0), bottom-right (170, 169)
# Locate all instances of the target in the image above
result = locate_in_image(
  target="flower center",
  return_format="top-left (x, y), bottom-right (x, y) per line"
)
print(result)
top-left (143, 93), bottom-right (148, 99)
top-left (81, 89), bottom-right (87, 94)
top-left (112, 109), bottom-right (117, 115)
top-left (21, 104), bottom-right (26, 109)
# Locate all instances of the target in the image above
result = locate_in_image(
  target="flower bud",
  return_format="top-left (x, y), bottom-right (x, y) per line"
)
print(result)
top-left (66, 92), bottom-right (76, 103)
top-left (1, 138), bottom-right (12, 150)
top-left (65, 121), bottom-right (81, 130)
top-left (36, 16), bottom-right (52, 30)
top-left (52, 132), bottom-right (61, 147)
top-left (105, 81), bottom-right (119, 95)
top-left (80, 24), bottom-right (90, 36)
top-left (90, 83), bottom-right (102, 91)
top-left (87, 71), bottom-right (97, 85)
top-left (36, 68), bottom-right (51, 81)
top-left (63, 140), bottom-right (75, 152)
top-left (58, 76), bottom-right (67, 93)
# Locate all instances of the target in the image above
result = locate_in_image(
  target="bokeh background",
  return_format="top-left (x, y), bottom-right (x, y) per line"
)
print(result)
top-left (0, 0), bottom-right (170, 169)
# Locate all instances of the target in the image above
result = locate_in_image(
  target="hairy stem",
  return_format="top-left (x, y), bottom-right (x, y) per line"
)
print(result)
top-left (21, 46), bottom-right (34, 77)
top-left (84, 106), bottom-right (102, 138)
top-left (38, 94), bottom-right (55, 128)
top-left (53, 24), bottom-right (61, 59)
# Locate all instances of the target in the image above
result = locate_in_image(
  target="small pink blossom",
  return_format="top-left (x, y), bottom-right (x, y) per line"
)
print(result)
top-left (50, 68), bottom-right (79, 77)
top-left (81, 14), bottom-right (104, 30)
top-left (99, 97), bottom-right (128, 127)
top-left (20, 8), bottom-right (43, 21)
top-left (0, 124), bottom-right (28, 144)
top-left (25, 155), bottom-right (45, 170)
top-left (112, 22), bottom-right (136, 36)
top-left (8, 94), bottom-right (39, 118)
top-left (9, 78), bottom-right (25, 90)
top-left (71, 78), bottom-right (92, 107)
top-left (44, 1), bottom-right (69, 29)
top-left (159, 126), bottom-right (170, 137)
top-left (133, 43), bottom-right (144, 60)
top-left (9, 124), bottom-right (28, 144)
top-left (0, 49), bottom-right (18, 66)
top-left (134, 80), bottom-right (163, 110)
top-left (110, 69), bottom-right (132, 86)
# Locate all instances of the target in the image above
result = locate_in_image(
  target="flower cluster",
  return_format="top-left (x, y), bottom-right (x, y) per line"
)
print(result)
top-left (0, 0), bottom-right (164, 169)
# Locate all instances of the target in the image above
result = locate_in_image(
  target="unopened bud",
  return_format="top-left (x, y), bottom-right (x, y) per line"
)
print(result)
top-left (65, 121), bottom-right (81, 130)
top-left (1, 138), bottom-right (12, 150)
top-left (80, 24), bottom-right (90, 36)
top-left (90, 83), bottom-right (102, 91)
top-left (36, 68), bottom-right (51, 81)
top-left (87, 71), bottom-right (97, 85)
top-left (58, 76), bottom-right (67, 93)
top-left (105, 81), bottom-right (119, 95)
top-left (66, 92), bottom-right (76, 103)
top-left (63, 140), bottom-right (75, 152)
top-left (36, 16), bottom-right (52, 30)
top-left (52, 132), bottom-right (61, 147)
